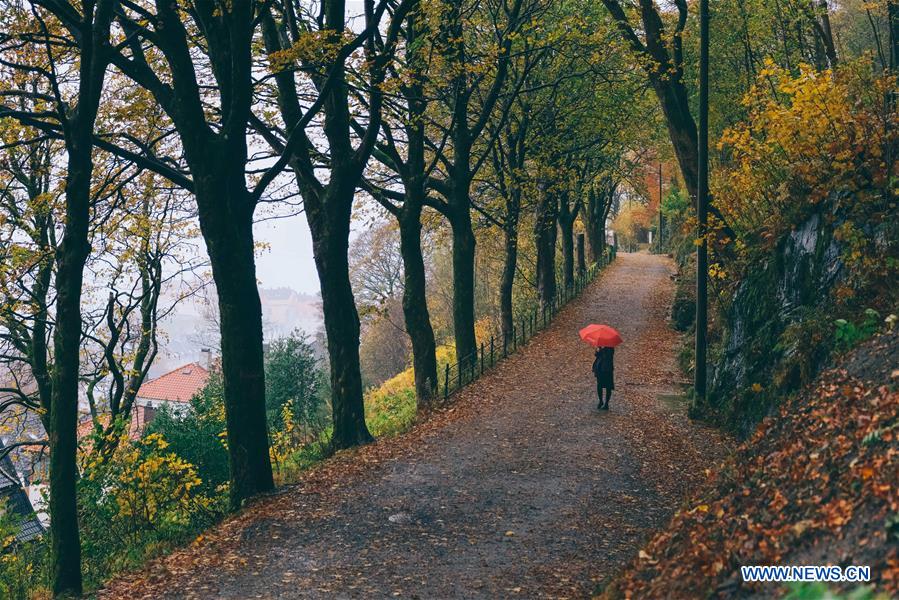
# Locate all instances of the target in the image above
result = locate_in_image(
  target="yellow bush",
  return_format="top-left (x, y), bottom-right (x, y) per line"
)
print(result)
top-left (364, 360), bottom-right (419, 438)
top-left (269, 403), bottom-right (296, 474)
top-left (81, 434), bottom-right (214, 539)
top-left (362, 344), bottom-right (459, 437)
top-left (714, 60), bottom-right (896, 251)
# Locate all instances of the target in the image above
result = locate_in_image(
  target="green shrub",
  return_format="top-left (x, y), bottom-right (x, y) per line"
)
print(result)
top-left (146, 372), bottom-right (230, 497)
top-left (834, 309), bottom-right (881, 352)
top-left (265, 330), bottom-right (329, 441)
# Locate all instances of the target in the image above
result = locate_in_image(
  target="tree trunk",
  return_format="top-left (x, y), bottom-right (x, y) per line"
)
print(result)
top-left (577, 234), bottom-right (586, 274)
top-left (49, 146), bottom-right (91, 599)
top-left (398, 202), bottom-right (438, 406)
top-left (262, 1), bottom-right (375, 450)
top-left (535, 190), bottom-right (558, 309)
top-left (395, 16), bottom-right (439, 407)
top-left (602, 0), bottom-right (734, 238)
top-left (41, 2), bottom-right (118, 592)
top-left (890, 0), bottom-right (899, 71)
top-left (816, 0), bottom-right (838, 68)
top-left (585, 187), bottom-right (604, 264)
top-left (31, 214), bottom-right (54, 417)
top-left (449, 205), bottom-right (478, 366)
top-left (650, 79), bottom-right (698, 201)
top-left (649, 60), bottom-right (735, 240)
top-left (195, 172), bottom-right (274, 508)
top-left (559, 214), bottom-right (575, 289)
top-left (500, 212), bottom-right (519, 343)
top-left (311, 186), bottom-right (373, 449)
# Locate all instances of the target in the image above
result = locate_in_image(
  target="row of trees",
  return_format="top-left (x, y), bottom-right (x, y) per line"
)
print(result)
top-left (0, 0), bottom-right (650, 595)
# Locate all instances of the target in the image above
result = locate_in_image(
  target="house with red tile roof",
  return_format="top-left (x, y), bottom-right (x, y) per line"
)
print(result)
top-left (133, 362), bottom-right (210, 432)
top-left (0, 362), bottom-right (212, 539)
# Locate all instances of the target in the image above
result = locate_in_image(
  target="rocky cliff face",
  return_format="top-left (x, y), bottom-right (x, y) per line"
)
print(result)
top-left (710, 200), bottom-right (847, 435)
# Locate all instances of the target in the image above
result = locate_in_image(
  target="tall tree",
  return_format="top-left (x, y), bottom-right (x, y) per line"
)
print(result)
top-left (557, 186), bottom-right (581, 290)
top-left (0, 0), bottom-right (118, 593)
top-left (48, 5), bottom-right (117, 589)
top-left (533, 180), bottom-right (558, 309)
top-left (422, 0), bottom-right (530, 365)
top-left (601, 0), bottom-right (700, 201)
top-left (364, 5), bottom-right (440, 405)
top-left (585, 177), bottom-right (617, 263)
top-left (489, 108), bottom-right (529, 341)
top-left (106, 0), bottom-right (277, 506)
top-left (558, 162), bottom-right (597, 289)
top-left (601, 0), bottom-right (737, 241)
top-left (257, 0), bottom-right (414, 447)
top-left (0, 82), bottom-right (200, 598)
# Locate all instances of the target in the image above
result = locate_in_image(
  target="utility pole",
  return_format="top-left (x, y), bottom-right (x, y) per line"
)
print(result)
top-left (658, 162), bottom-right (663, 254)
top-left (695, 0), bottom-right (710, 403)
top-left (888, 1), bottom-right (898, 180)
top-left (890, 0), bottom-right (899, 74)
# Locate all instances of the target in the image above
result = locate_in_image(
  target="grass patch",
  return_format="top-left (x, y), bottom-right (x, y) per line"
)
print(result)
top-left (365, 375), bottom-right (418, 438)
top-left (362, 344), bottom-right (458, 437)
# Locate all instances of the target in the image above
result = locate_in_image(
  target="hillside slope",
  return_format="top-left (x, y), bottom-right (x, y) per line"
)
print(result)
top-left (605, 331), bottom-right (899, 599)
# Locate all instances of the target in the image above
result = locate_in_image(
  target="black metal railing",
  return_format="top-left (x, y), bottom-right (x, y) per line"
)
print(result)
top-left (438, 247), bottom-right (615, 400)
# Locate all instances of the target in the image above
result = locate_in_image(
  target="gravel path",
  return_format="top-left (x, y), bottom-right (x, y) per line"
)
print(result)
top-left (101, 252), bottom-right (731, 599)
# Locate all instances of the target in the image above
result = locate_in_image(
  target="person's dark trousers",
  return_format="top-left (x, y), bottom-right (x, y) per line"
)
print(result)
top-left (597, 384), bottom-right (611, 410)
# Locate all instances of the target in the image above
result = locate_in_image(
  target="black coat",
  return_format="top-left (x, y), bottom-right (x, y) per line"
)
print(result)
top-left (592, 347), bottom-right (615, 389)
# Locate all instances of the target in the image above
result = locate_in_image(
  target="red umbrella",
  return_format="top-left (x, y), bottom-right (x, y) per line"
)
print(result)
top-left (579, 324), bottom-right (622, 348)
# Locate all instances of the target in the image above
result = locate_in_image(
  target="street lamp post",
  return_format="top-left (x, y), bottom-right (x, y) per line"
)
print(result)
top-left (658, 162), bottom-right (663, 254)
top-left (695, 0), bottom-right (710, 403)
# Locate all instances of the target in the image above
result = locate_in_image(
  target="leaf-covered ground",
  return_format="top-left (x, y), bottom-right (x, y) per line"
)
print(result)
top-left (604, 330), bottom-right (899, 599)
top-left (99, 253), bottom-right (731, 599)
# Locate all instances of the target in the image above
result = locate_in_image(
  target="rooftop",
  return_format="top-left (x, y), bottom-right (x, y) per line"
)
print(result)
top-left (0, 445), bottom-right (44, 542)
top-left (136, 363), bottom-right (210, 403)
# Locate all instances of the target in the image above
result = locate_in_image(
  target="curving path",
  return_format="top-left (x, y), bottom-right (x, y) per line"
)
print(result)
top-left (101, 252), bottom-right (730, 599)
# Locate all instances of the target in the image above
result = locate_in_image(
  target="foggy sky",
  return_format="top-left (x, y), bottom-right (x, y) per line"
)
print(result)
top-left (244, 1), bottom-right (382, 296)
top-left (254, 214), bottom-right (320, 295)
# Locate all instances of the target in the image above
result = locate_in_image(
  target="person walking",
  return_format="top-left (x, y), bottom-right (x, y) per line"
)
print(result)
top-left (579, 323), bottom-right (621, 411)
top-left (592, 346), bottom-right (615, 410)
